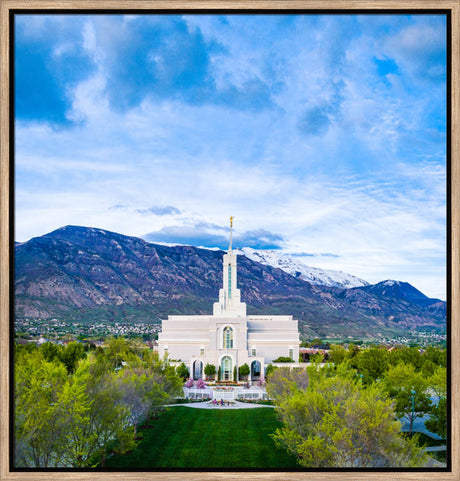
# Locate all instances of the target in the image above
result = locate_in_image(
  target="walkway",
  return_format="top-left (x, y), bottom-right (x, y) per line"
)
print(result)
top-left (401, 415), bottom-right (443, 440)
top-left (169, 400), bottom-right (275, 410)
top-left (425, 445), bottom-right (446, 452)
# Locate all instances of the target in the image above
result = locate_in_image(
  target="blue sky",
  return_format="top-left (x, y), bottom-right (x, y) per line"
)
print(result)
top-left (14, 13), bottom-right (447, 299)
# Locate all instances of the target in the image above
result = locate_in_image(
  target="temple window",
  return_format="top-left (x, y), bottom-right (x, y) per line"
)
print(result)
top-left (228, 264), bottom-right (232, 298)
top-left (223, 326), bottom-right (233, 349)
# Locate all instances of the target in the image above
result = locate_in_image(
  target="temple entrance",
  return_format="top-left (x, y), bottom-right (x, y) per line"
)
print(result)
top-left (221, 356), bottom-right (232, 381)
top-left (193, 360), bottom-right (203, 380)
top-left (251, 360), bottom-right (261, 381)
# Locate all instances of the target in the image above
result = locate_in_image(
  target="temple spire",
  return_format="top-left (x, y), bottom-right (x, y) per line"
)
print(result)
top-left (213, 216), bottom-right (246, 317)
top-left (229, 216), bottom-right (234, 251)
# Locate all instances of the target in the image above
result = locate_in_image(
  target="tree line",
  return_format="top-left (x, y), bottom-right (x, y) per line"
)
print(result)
top-left (265, 344), bottom-right (447, 468)
top-left (14, 338), bottom-right (182, 468)
top-left (15, 339), bottom-right (447, 469)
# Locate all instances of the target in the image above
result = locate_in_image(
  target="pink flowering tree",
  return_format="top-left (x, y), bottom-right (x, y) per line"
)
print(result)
top-left (196, 378), bottom-right (206, 389)
top-left (185, 378), bottom-right (194, 388)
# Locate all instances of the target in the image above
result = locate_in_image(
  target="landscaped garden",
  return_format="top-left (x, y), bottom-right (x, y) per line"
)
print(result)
top-left (106, 406), bottom-right (299, 469)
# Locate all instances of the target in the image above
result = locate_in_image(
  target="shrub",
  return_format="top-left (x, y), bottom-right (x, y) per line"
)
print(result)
top-left (176, 362), bottom-right (189, 380)
top-left (239, 363), bottom-right (250, 379)
top-left (204, 363), bottom-right (216, 379)
top-left (273, 356), bottom-right (295, 363)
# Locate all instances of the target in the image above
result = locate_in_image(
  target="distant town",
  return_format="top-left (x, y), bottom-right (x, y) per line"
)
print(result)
top-left (15, 318), bottom-right (161, 342)
top-left (14, 317), bottom-right (446, 348)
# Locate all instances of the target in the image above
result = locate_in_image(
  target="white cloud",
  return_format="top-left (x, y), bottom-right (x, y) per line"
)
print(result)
top-left (14, 13), bottom-right (447, 299)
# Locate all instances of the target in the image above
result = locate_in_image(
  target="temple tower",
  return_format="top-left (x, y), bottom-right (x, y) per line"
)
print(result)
top-left (213, 216), bottom-right (247, 317)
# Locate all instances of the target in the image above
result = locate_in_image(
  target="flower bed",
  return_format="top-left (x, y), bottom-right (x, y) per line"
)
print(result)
top-left (237, 398), bottom-right (273, 405)
top-left (213, 381), bottom-right (240, 386)
top-left (209, 399), bottom-right (235, 406)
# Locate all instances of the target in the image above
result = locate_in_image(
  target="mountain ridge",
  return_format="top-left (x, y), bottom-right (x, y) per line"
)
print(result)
top-left (14, 225), bottom-right (446, 340)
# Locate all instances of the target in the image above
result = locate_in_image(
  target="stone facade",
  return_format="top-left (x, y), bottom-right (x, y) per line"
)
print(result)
top-left (158, 221), bottom-right (300, 382)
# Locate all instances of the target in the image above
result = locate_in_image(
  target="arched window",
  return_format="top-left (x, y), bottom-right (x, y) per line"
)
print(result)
top-left (221, 356), bottom-right (232, 381)
top-left (223, 326), bottom-right (233, 349)
top-left (193, 360), bottom-right (203, 380)
top-left (251, 360), bottom-right (261, 380)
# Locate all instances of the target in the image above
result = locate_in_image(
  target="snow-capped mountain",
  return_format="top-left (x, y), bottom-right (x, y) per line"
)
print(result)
top-left (240, 247), bottom-right (369, 289)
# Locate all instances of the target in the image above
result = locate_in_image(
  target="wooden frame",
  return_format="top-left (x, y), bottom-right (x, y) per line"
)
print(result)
top-left (1, 1), bottom-right (458, 480)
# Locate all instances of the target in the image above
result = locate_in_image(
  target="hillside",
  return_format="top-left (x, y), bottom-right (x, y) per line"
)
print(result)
top-left (14, 226), bottom-right (446, 340)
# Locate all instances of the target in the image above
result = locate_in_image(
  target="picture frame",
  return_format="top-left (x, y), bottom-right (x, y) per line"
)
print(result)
top-left (1, 1), bottom-right (458, 480)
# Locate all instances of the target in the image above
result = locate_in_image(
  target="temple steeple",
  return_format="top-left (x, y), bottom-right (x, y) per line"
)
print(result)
top-left (213, 217), bottom-right (246, 317)
top-left (229, 216), bottom-right (233, 251)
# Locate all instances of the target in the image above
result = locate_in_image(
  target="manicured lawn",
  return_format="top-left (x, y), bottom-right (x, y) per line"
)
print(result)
top-left (106, 406), bottom-right (299, 469)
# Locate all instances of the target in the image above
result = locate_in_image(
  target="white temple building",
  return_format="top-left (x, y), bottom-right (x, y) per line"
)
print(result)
top-left (158, 218), bottom-right (300, 382)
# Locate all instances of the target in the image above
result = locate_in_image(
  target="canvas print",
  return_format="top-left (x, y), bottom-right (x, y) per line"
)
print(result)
top-left (13, 12), bottom-right (448, 470)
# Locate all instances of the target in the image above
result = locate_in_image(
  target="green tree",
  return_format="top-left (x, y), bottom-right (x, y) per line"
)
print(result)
top-left (239, 363), bottom-right (250, 380)
top-left (87, 370), bottom-right (136, 466)
top-left (383, 362), bottom-right (432, 436)
top-left (55, 359), bottom-right (95, 468)
top-left (116, 368), bottom-right (152, 436)
top-left (389, 347), bottom-right (424, 371)
top-left (41, 342), bottom-right (62, 363)
top-left (140, 349), bottom-right (183, 420)
top-left (425, 398), bottom-right (447, 440)
top-left (204, 363), bottom-right (216, 380)
top-left (425, 366), bottom-right (447, 439)
top-left (176, 362), bottom-right (189, 381)
top-left (265, 364), bottom-right (278, 379)
top-left (15, 339), bottom-right (183, 467)
top-left (104, 337), bottom-right (137, 369)
top-left (429, 366), bottom-right (447, 399)
top-left (269, 364), bottom-right (426, 468)
top-left (348, 343), bottom-right (360, 359)
top-left (423, 346), bottom-right (447, 368)
top-left (354, 347), bottom-right (389, 383)
top-left (15, 349), bottom-right (69, 467)
top-left (60, 341), bottom-right (86, 373)
top-left (15, 347), bottom-right (100, 468)
top-left (420, 359), bottom-right (437, 377)
top-left (266, 366), bottom-right (309, 400)
top-left (329, 345), bottom-right (348, 365)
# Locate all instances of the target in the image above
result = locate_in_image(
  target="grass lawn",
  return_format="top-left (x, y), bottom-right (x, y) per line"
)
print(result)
top-left (106, 406), bottom-right (299, 469)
